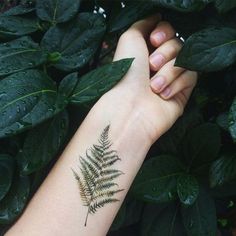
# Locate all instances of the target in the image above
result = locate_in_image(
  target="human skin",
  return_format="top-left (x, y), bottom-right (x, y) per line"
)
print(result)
top-left (6, 16), bottom-right (197, 236)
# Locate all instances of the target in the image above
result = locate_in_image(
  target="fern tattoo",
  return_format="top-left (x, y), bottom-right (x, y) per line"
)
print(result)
top-left (72, 125), bottom-right (124, 226)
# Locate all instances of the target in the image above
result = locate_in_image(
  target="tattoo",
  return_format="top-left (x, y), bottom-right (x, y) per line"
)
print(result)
top-left (72, 125), bottom-right (124, 226)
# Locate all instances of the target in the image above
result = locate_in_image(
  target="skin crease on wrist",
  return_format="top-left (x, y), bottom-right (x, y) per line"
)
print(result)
top-left (5, 16), bottom-right (197, 236)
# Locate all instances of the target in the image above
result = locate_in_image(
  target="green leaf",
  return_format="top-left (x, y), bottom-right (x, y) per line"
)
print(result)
top-left (181, 187), bottom-right (217, 236)
top-left (132, 155), bottom-right (184, 203)
top-left (0, 36), bottom-right (47, 76)
top-left (216, 112), bottom-right (229, 131)
top-left (36, 0), bottom-right (80, 24)
top-left (0, 16), bottom-right (39, 38)
top-left (58, 72), bottom-right (78, 98)
top-left (0, 155), bottom-right (14, 201)
top-left (210, 152), bottom-right (236, 187)
top-left (215, 0), bottom-right (236, 13)
top-left (0, 69), bottom-right (65, 138)
top-left (17, 110), bottom-right (69, 175)
top-left (182, 123), bottom-right (221, 171)
top-left (177, 174), bottom-right (199, 205)
top-left (111, 202), bottom-right (126, 231)
top-left (175, 27), bottom-right (236, 72)
top-left (2, 4), bottom-right (35, 16)
top-left (141, 202), bottom-right (187, 236)
top-left (41, 13), bottom-right (106, 71)
top-left (152, 0), bottom-right (207, 12)
top-left (229, 97), bottom-right (236, 142)
top-left (109, 1), bottom-right (155, 33)
top-left (0, 175), bottom-right (30, 224)
top-left (70, 58), bottom-right (134, 104)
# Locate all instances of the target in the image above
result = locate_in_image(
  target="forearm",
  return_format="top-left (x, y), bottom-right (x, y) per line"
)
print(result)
top-left (6, 92), bottom-right (154, 236)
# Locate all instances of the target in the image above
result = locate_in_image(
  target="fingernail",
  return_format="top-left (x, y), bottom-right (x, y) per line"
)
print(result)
top-left (151, 76), bottom-right (165, 92)
top-left (150, 53), bottom-right (165, 70)
top-left (161, 87), bottom-right (171, 98)
top-left (155, 32), bottom-right (166, 44)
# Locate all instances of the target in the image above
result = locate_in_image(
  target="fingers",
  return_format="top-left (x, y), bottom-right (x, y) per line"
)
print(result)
top-left (150, 21), bottom-right (176, 47)
top-left (150, 38), bottom-right (183, 71)
top-left (159, 71), bottom-right (198, 99)
top-left (150, 59), bottom-right (185, 93)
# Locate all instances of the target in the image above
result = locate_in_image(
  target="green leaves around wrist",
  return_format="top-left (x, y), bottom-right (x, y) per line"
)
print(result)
top-left (132, 123), bottom-right (221, 236)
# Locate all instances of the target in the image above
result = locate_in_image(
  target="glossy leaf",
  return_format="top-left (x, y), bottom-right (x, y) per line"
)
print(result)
top-left (70, 58), bottom-right (134, 104)
top-left (176, 27), bottom-right (236, 72)
top-left (0, 16), bottom-right (39, 38)
top-left (177, 174), bottom-right (199, 205)
top-left (110, 1), bottom-right (155, 33)
top-left (0, 155), bottom-right (14, 201)
top-left (152, 0), bottom-right (207, 12)
top-left (181, 188), bottom-right (217, 236)
top-left (0, 175), bottom-right (30, 224)
top-left (229, 97), bottom-right (236, 142)
top-left (18, 110), bottom-right (69, 175)
top-left (36, 0), bottom-right (81, 24)
top-left (141, 203), bottom-right (187, 236)
top-left (215, 0), bottom-right (236, 13)
top-left (210, 152), bottom-right (236, 187)
top-left (132, 155), bottom-right (184, 203)
top-left (2, 4), bottom-right (35, 16)
top-left (58, 73), bottom-right (78, 98)
top-left (0, 69), bottom-right (65, 138)
top-left (182, 123), bottom-right (221, 170)
top-left (0, 36), bottom-right (47, 76)
top-left (41, 13), bottom-right (106, 71)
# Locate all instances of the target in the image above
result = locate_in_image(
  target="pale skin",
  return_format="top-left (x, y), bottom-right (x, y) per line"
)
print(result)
top-left (6, 16), bottom-right (197, 236)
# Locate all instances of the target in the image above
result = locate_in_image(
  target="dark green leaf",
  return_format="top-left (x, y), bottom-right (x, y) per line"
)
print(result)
top-left (111, 202), bottom-right (126, 231)
top-left (2, 4), bottom-right (35, 16)
top-left (0, 69), bottom-right (65, 138)
top-left (132, 155), bottom-right (184, 203)
top-left (0, 155), bottom-right (14, 201)
top-left (216, 112), bottom-right (229, 131)
top-left (109, 1), bottom-right (155, 33)
top-left (0, 16), bottom-right (39, 38)
top-left (0, 36), bottom-right (47, 76)
top-left (18, 110), bottom-right (69, 175)
top-left (0, 175), bottom-right (30, 224)
top-left (141, 202), bottom-right (187, 236)
top-left (41, 13), bottom-right (106, 71)
top-left (158, 109), bottom-right (203, 156)
top-left (181, 188), bottom-right (217, 236)
top-left (36, 0), bottom-right (80, 24)
top-left (177, 174), bottom-right (199, 205)
top-left (215, 0), bottom-right (236, 13)
top-left (182, 123), bottom-right (221, 170)
top-left (229, 97), bottom-right (236, 142)
top-left (70, 58), bottom-right (134, 104)
top-left (58, 72), bottom-right (78, 98)
top-left (176, 27), bottom-right (236, 72)
top-left (210, 152), bottom-right (236, 187)
top-left (152, 0), bottom-right (207, 12)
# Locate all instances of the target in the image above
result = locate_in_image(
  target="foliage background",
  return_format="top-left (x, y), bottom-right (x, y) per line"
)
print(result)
top-left (0, 0), bottom-right (236, 235)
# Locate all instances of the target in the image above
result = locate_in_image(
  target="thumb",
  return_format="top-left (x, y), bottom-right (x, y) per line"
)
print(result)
top-left (113, 15), bottom-right (161, 62)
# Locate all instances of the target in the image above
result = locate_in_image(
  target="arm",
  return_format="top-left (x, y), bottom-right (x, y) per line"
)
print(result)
top-left (6, 16), bottom-right (197, 236)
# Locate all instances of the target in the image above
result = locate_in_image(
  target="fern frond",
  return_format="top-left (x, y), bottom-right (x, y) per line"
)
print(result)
top-left (72, 169), bottom-right (90, 206)
top-left (92, 189), bottom-right (124, 201)
top-left (89, 198), bottom-right (119, 214)
top-left (102, 158), bottom-right (121, 168)
top-left (72, 125), bottom-right (125, 227)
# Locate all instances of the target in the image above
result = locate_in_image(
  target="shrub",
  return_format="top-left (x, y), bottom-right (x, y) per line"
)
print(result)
top-left (0, 0), bottom-right (236, 235)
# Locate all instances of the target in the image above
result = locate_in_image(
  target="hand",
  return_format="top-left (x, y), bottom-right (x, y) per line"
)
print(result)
top-left (93, 16), bottom-right (197, 144)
